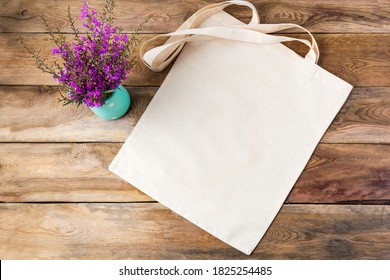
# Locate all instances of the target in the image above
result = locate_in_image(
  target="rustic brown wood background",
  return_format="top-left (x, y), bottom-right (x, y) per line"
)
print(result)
top-left (0, 0), bottom-right (389, 259)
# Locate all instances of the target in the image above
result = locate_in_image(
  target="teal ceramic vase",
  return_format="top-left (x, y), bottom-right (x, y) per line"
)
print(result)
top-left (90, 84), bottom-right (130, 120)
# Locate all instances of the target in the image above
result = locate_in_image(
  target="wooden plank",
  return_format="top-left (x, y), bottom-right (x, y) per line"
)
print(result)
top-left (0, 179), bottom-right (153, 203)
top-left (1, 86), bottom-right (389, 143)
top-left (1, 0), bottom-right (389, 33)
top-left (0, 33), bottom-right (167, 87)
top-left (1, 33), bottom-right (389, 87)
top-left (322, 87), bottom-right (390, 144)
top-left (288, 144), bottom-right (390, 203)
top-left (1, 143), bottom-right (389, 203)
top-left (0, 203), bottom-right (389, 259)
top-left (0, 143), bottom-right (119, 181)
top-left (0, 86), bottom-right (154, 142)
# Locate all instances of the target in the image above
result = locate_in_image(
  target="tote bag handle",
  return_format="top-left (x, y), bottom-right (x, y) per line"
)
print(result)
top-left (141, 1), bottom-right (320, 72)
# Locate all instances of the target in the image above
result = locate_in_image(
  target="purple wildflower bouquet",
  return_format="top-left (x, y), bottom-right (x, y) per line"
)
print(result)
top-left (19, 0), bottom-right (147, 108)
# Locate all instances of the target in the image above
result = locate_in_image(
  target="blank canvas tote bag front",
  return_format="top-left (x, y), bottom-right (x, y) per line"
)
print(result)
top-left (110, 0), bottom-right (353, 254)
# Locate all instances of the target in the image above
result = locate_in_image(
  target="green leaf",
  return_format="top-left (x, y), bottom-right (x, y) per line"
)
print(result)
top-left (76, 99), bottom-right (83, 107)
top-left (63, 99), bottom-right (74, 106)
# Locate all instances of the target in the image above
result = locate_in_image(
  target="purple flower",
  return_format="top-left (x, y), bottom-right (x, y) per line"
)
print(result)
top-left (80, 2), bottom-right (88, 19)
top-left (51, 47), bottom-right (60, 55)
top-left (83, 89), bottom-right (104, 107)
top-left (22, 0), bottom-right (144, 108)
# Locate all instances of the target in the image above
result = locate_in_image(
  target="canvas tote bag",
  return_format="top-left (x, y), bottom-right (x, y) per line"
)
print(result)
top-left (109, 0), bottom-right (353, 254)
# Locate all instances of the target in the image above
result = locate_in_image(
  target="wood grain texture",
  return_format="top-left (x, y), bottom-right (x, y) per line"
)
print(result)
top-left (0, 86), bottom-right (154, 142)
top-left (1, 143), bottom-right (389, 203)
top-left (0, 33), bottom-right (167, 87)
top-left (1, 33), bottom-right (389, 87)
top-left (288, 144), bottom-right (390, 203)
top-left (0, 143), bottom-right (118, 181)
top-left (322, 87), bottom-right (390, 144)
top-left (0, 203), bottom-right (389, 259)
top-left (1, 86), bottom-right (389, 143)
top-left (1, 0), bottom-right (389, 33)
top-left (0, 179), bottom-right (153, 203)
top-left (0, 142), bottom-right (153, 202)
top-left (1, 0), bottom-right (389, 260)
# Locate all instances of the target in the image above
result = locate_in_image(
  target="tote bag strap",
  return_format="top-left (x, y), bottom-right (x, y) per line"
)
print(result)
top-left (173, 0), bottom-right (260, 32)
top-left (140, 1), bottom-right (320, 72)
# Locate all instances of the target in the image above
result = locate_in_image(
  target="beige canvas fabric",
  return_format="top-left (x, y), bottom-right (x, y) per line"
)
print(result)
top-left (109, 0), bottom-right (353, 254)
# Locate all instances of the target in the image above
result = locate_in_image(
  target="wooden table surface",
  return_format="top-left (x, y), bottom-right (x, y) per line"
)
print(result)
top-left (1, 0), bottom-right (390, 259)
